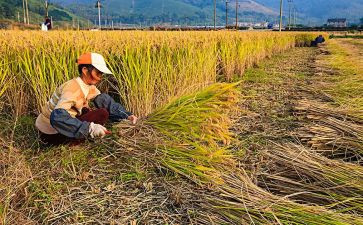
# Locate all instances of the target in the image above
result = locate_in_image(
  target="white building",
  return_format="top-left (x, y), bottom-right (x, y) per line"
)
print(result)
top-left (327, 18), bottom-right (347, 28)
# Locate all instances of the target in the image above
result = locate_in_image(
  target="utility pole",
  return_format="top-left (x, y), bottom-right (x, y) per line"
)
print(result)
top-left (225, 0), bottom-right (228, 28)
top-left (95, 0), bottom-right (101, 29)
top-left (22, 0), bottom-right (26, 23)
top-left (235, 0), bottom-right (238, 30)
top-left (279, 0), bottom-right (283, 32)
top-left (25, 0), bottom-right (29, 24)
top-left (214, 0), bottom-right (216, 29)
top-left (288, 0), bottom-right (293, 30)
top-left (45, 0), bottom-right (49, 17)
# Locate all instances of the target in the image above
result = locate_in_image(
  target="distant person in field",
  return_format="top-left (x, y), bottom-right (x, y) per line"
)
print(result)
top-left (35, 53), bottom-right (138, 145)
top-left (44, 16), bottom-right (52, 30)
top-left (311, 35), bottom-right (325, 47)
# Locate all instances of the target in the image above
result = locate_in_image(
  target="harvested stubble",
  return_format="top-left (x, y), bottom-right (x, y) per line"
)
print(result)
top-left (112, 83), bottom-right (363, 224)
top-left (208, 172), bottom-right (363, 225)
top-left (0, 31), bottom-right (320, 117)
top-left (321, 39), bottom-right (363, 119)
top-left (0, 140), bottom-right (34, 224)
top-left (294, 100), bottom-right (363, 162)
top-left (258, 143), bottom-right (363, 214)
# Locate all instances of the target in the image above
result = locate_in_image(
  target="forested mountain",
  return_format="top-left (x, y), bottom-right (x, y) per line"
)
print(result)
top-left (0, 0), bottom-right (86, 25)
top-left (256, 0), bottom-right (363, 24)
top-left (53, 0), bottom-right (279, 25)
top-left (2, 0), bottom-right (362, 26)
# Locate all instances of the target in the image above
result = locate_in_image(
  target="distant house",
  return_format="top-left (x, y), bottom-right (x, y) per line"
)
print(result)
top-left (253, 22), bottom-right (269, 28)
top-left (327, 18), bottom-right (347, 28)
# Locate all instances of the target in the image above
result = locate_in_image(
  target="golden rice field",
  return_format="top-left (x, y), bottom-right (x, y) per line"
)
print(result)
top-left (0, 31), bottom-right (316, 117)
top-left (1, 31), bottom-right (363, 224)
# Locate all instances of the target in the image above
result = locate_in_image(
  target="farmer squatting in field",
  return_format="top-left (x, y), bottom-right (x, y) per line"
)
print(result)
top-left (35, 53), bottom-right (138, 145)
top-left (311, 35), bottom-right (325, 47)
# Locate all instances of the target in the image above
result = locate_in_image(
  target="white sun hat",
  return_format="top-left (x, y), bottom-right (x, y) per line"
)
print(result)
top-left (77, 52), bottom-right (113, 75)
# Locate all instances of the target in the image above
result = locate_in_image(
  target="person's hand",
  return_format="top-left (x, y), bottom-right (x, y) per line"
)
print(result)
top-left (128, 115), bottom-right (138, 125)
top-left (89, 122), bottom-right (110, 138)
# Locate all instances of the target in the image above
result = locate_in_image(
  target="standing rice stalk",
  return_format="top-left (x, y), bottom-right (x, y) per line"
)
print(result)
top-left (0, 62), bottom-right (11, 111)
top-left (0, 31), bottom-right (320, 117)
top-left (0, 60), bottom-right (11, 99)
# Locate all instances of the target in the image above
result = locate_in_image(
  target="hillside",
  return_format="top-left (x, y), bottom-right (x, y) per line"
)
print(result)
top-left (53, 0), bottom-right (363, 26)
top-left (4, 0), bottom-right (362, 26)
top-left (53, 0), bottom-right (278, 26)
top-left (0, 0), bottom-right (88, 27)
top-left (256, 0), bottom-right (363, 24)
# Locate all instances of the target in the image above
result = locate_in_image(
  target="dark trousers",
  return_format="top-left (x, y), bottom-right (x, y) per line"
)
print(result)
top-left (40, 108), bottom-right (109, 146)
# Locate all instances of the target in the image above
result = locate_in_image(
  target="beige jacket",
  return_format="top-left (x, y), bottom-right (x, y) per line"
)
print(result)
top-left (36, 77), bottom-right (100, 134)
